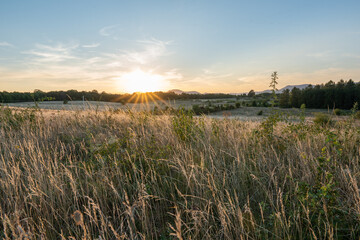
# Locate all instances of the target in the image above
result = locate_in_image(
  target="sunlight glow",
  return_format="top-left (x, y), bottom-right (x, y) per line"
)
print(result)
top-left (118, 69), bottom-right (168, 93)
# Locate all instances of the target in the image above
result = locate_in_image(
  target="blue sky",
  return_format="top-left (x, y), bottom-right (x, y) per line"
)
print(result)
top-left (1, 0), bottom-right (360, 93)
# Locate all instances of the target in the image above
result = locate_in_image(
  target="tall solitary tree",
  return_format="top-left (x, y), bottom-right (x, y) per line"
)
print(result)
top-left (269, 71), bottom-right (278, 107)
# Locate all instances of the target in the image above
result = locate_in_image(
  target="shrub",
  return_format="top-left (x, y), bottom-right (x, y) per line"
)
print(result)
top-left (333, 108), bottom-right (343, 116)
top-left (313, 112), bottom-right (332, 126)
top-left (257, 110), bottom-right (263, 116)
top-left (63, 99), bottom-right (69, 104)
top-left (355, 111), bottom-right (360, 120)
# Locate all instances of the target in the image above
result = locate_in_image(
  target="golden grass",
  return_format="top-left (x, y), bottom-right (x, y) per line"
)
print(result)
top-left (0, 107), bottom-right (359, 239)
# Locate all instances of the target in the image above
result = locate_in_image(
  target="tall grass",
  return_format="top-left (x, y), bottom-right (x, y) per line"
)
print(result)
top-left (0, 107), bottom-right (359, 239)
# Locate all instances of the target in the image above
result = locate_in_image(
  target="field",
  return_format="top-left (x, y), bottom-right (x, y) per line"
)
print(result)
top-left (1, 106), bottom-right (360, 239)
top-left (4, 99), bottom-right (337, 121)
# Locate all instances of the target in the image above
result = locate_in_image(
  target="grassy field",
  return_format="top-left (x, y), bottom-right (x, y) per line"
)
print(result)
top-left (5, 99), bottom-right (337, 121)
top-left (1, 106), bottom-right (360, 239)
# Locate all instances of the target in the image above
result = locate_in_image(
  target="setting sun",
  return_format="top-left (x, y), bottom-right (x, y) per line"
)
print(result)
top-left (118, 69), bottom-right (168, 93)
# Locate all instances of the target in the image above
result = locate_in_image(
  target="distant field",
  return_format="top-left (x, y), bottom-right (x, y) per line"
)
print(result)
top-left (3, 99), bottom-right (343, 121)
top-left (4, 99), bottom-right (225, 111)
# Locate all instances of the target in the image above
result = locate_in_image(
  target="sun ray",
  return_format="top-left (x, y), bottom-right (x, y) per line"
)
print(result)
top-left (150, 92), bottom-right (170, 107)
top-left (144, 93), bottom-right (150, 111)
top-left (127, 93), bottom-right (137, 103)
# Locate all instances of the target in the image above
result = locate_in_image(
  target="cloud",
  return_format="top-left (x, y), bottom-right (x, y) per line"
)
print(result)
top-left (0, 41), bottom-right (14, 47)
top-left (342, 53), bottom-right (360, 59)
top-left (2, 38), bottom-right (177, 92)
top-left (99, 24), bottom-right (121, 37)
top-left (120, 38), bottom-right (170, 64)
top-left (82, 43), bottom-right (100, 48)
top-left (24, 43), bottom-right (79, 62)
top-left (189, 69), bottom-right (233, 84)
top-left (169, 68), bottom-right (234, 92)
top-left (282, 68), bottom-right (360, 84)
top-left (306, 51), bottom-right (334, 58)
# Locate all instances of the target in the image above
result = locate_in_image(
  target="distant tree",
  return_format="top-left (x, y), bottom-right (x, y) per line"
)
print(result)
top-left (290, 87), bottom-right (302, 108)
top-left (270, 71), bottom-right (278, 92)
top-left (344, 79), bottom-right (356, 109)
top-left (248, 89), bottom-right (256, 97)
top-left (279, 89), bottom-right (290, 108)
top-left (269, 71), bottom-right (278, 107)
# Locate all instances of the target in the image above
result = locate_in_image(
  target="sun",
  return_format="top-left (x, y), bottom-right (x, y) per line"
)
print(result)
top-left (117, 69), bottom-right (168, 93)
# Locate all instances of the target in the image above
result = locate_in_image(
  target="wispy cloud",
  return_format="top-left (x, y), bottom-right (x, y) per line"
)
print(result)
top-left (5, 38), bottom-right (178, 92)
top-left (0, 41), bottom-right (14, 47)
top-left (343, 53), bottom-right (360, 59)
top-left (305, 50), bottom-right (339, 59)
top-left (24, 43), bottom-right (79, 62)
top-left (82, 43), bottom-right (100, 48)
top-left (120, 38), bottom-right (170, 64)
top-left (99, 24), bottom-right (121, 37)
top-left (173, 68), bottom-right (233, 92)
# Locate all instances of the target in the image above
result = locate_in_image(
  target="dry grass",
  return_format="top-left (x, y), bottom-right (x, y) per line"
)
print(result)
top-left (0, 107), bottom-right (359, 239)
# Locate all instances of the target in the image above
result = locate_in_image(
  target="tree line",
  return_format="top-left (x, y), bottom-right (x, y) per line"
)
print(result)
top-left (1, 79), bottom-right (358, 110)
top-left (0, 89), bottom-right (235, 104)
top-left (278, 79), bottom-right (359, 109)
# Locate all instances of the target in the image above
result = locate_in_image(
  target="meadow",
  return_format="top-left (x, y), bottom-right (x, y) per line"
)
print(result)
top-left (5, 99), bottom-right (334, 120)
top-left (0, 105), bottom-right (360, 239)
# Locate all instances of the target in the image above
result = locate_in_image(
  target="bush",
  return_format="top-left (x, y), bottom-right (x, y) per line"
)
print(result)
top-left (355, 111), bottom-right (360, 120)
top-left (257, 110), bottom-right (263, 116)
top-left (333, 108), bottom-right (343, 116)
top-left (314, 113), bottom-right (332, 126)
top-left (63, 99), bottom-right (69, 104)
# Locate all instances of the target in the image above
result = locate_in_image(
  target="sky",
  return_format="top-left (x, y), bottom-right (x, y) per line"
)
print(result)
top-left (1, 0), bottom-right (360, 94)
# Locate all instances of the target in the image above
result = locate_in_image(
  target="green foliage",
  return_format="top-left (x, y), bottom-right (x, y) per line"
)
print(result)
top-left (300, 104), bottom-right (306, 123)
top-left (254, 110), bottom-right (282, 139)
top-left (295, 131), bottom-right (356, 237)
top-left (191, 102), bottom-right (240, 115)
top-left (351, 102), bottom-right (360, 120)
top-left (355, 111), bottom-right (360, 120)
top-left (172, 108), bottom-right (203, 143)
top-left (257, 110), bottom-right (263, 116)
top-left (0, 107), bottom-right (38, 130)
top-left (248, 89), bottom-right (255, 97)
top-left (279, 89), bottom-right (290, 108)
top-left (0, 89), bottom-right (237, 104)
top-left (269, 71), bottom-right (278, 107)
top-left (313, 113), bottom-right (332, 126)
top-left (290, 87), bottom-right (302, 108)
top-left (333, 108), bottom-right (343, 116)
